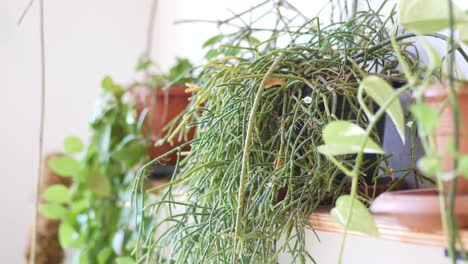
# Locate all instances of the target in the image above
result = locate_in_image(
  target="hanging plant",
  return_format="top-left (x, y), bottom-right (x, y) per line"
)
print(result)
top-left (134, 1), bottom-right (423, 263)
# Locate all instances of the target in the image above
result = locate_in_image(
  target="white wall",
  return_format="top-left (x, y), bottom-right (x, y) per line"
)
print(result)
top-left (1, 0), bottom-right (152, 262)
top-left (1, 0), bottom-right (467, 263)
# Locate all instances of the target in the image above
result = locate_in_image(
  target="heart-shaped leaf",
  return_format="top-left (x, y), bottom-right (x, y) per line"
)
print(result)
top-left (64, 136), bottom-right (84, 153)
top-left (87, 173), bottom-right (112, 197)
top-left (399, 0), bottom-right (468, 34)
top-left (39, 204), bottom-right (68, 220)
top-left (317, 121), bottom-right (384, 155)
top-left (48, 156), bottom-right (80, 177)
top-left (360, 76), bottom-right (405, 143)
top-left (43, 184), bottom-right (70, 204)
top-left (331, 195), bottom-right (379, 237)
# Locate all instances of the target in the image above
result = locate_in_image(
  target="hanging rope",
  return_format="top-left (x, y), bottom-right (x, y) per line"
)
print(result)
top-left (29, 0), bottom-right (47, 262)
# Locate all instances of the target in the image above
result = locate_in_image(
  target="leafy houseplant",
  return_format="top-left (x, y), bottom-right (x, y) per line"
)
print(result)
top-left (371, 0), bottom-right (468, 262)
top-left (41, 76), bottom-right (152, 263)
top-left (134, 1), bottom-right (422, 263)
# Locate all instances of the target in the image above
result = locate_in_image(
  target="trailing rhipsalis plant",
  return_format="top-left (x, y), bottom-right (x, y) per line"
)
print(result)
top-left (133, 1), bottom-right (423, 263)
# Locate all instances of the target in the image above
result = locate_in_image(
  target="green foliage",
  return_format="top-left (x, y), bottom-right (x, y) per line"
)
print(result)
top-left (410, 103), bottom-right (439, 136)
top-left (140, 57), bottom-right (194, 88)
top-left (43, 184), bottom-right (70, 203)
top-left (331, 195), bottom-right (379, 237)
top-left (417, 154), bottom-right (442, 177)
top-left (41, 77), bottom-right (152, 263)
top-left (399, 0), bottom-right (468, 34)
top-left (64, 136), bottom-right (85, 153)
top-left (135, 2), bottom-right (419, 263)
top-left (48, 156), bottom-right (80, 177)
top-left (318, 121), bottom-right (384, 155)
top-left (360, 76), bottom-right (406, 143)
top-left (39, 204), bottom-right (68, 220)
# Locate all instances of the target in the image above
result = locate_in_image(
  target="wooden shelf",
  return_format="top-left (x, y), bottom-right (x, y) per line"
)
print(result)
top-left (308, 207), bottom-right (468, 248)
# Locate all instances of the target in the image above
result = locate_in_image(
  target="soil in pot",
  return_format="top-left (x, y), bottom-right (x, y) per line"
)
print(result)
top-left (424, 83), bottom-right (468, 194)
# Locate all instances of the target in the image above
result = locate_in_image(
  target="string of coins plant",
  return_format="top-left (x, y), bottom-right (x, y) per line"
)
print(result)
top-left (41, 77), bottom-right (152, 264)
top-left (133, 1), bottom-right (425, 263)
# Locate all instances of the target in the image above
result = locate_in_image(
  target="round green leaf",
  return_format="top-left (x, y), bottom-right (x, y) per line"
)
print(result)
top-left (64, 136), bottom-right (84, 153)
top-left (97, 247), bottom-right (113, 264)
top-left (39, 204), bottom-right (68, 220)
top-left (48, 156), bottom-right (80, 177)
top-left (58, 222), bottom-right (77, 248)
top-left (43, 184), bottom-right (70, 204)
top-left (331, 195), bottom-right (379, 237)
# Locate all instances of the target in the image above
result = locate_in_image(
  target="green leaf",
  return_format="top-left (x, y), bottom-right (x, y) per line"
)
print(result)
top-left (39, 204), bottom-right (68, 220)
top-left (135, 57), bottom-right (152, 72)
top-left (317, 121), bottom-right (384, 155)
top-left (101, 76), bottom-right (113, 92)
top-left (458, 156), bottom-right (468, 178)
top-left (97, 247), bottom-right (113, 264)
top-left (64, 136), bottom-right (84, 153)
top-left (411, 103), bottom-right (439, 136)
top-left (115, 257), bottom-right (134, 264)
top-left (43, 184), bottom-right (70, 204)
top-left (204, 49), bottom-right (221, 60)
top-left (87, 173), bottom-right (112, 197)
top-left (399, 0), bottom-right (468, 34)
top-left (48, 156), bottom-right (80, 177)
top-left (360, 76), bottom-right (405, 143)
top-left (58, 222), bottom-right (77, 248)
top-left (417, 154), bottom-right (442, 177)
top-left (331, 195), bottom-right (379, 237)
top-left (202, 34), bottom-right (223, 48)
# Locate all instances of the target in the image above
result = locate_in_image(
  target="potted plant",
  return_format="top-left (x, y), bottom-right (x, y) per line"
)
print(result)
top-left (131, 58), bottom-right (194, 177)
top-left (40, 76), bottom-right (153, 263)
top-left (133, 1), bottom-right (421, 263)
top-left (370, 0), bottom-right (468, 262)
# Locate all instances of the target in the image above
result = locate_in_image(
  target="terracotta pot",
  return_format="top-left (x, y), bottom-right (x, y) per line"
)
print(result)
top-left (371, 188), bottom-right (468, 231)
top-left (424, 84), bottom-right (468, 194)
top-left (131, 85), bottom-right (194, 163)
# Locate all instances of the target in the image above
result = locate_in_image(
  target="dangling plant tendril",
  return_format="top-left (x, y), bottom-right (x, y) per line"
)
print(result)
top-left (132, 1), bottom-right (423, 263)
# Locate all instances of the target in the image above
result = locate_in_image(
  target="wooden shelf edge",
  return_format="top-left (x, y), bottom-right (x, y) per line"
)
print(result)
top-left (307, 207), bottom-right (468, 248)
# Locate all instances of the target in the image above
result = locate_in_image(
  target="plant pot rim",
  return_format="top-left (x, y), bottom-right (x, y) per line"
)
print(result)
top-left (423, 83), bottom-right (468, 100)
top-left (370, 188), bottom-right (468, 215)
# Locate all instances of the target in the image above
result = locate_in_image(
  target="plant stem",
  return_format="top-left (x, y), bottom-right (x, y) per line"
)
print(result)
top-left (337, 84), bottom-right (410, 263)
top-left (446, 0), bottom-right (461, 262)
top-left (30, 0), bottom-right (46, 263)
top-left (233, 52), bottom-right (286, 262)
